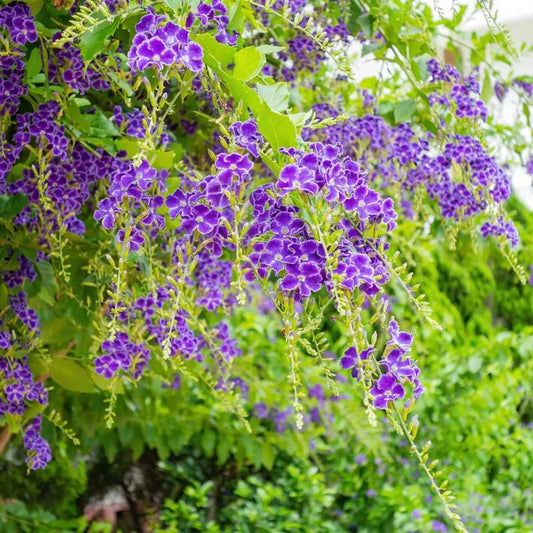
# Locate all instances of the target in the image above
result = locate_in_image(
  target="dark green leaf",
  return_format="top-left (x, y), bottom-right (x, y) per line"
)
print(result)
top-left (80, 17), bottom-right (120, 62)
top-left (0, 194), bottom-right (27, 219)
top-left (41, 318), bottom-right (77, 345)
top-left (50, 359), bottom-right (97, 394)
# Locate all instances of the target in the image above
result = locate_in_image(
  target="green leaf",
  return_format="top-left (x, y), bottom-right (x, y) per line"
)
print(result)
top-left (37, 261), bottom-right (59, 297)
top-left (257, 82), bottom-right (290, 112)
top-left (22, 0), bottom-right (43, 15)
top-left (256, 44), bottom-right (284, 54)
top-left (216, 433), bottom-right (232, 464)
top-left (196, 33), bottom-right (235, 68)
top-left (50, 359), bottom-right (97, 394)
top-left (41, 318), bottom-right (77, 345)
top-left (233, 47), bottom-right (265, 82)
top-left (362, 42), bottom-right (385, 56)
top-left (80, 17), bottom-right (120, 62)
top-left (91, 372), bottom-right (125, 394)
top-left (197, 34), bottom-right (297, 150)
top-left (257, 101), bottom-right (297, 151)
top-left (84, 111), bottom-right (119, 137)
top-left (26, 48), bottom-right (42, 80)
top-left (394, 99), bottom-right (417, 123)
top-left (227, 0), bottom-right (244, 34)
top-left (201, 428), bottom-right (216, 457)
top-left (481, 71), bottom-right (492, 103)
top-left (262, 440), bottom-right (275, 470)
top-left (0, 194), bottom-right (27, 219)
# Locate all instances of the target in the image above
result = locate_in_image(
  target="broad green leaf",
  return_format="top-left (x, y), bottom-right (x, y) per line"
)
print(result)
top-left (26, 48), bottom-right (42, 79)
top-left (0, 194), bottom-right (27, 219)
top-left (41, 318), bottom-right (77, 345)
top-left (201, 428), bottom-right (216, 457)
top-left (50, 359), bottom-right (97, 394)
top-left (84, 111), bottom-right (119, 137)
top-left (256, 44), bottom-right (285, 54)
top-left (152, 149), bottom-right (175, 170)
top-left (196, 33), bottom-right (235, 68)
top-left (91, 372), bottom-right (125, 394)
top-left (257, 101), bottom-right (297, 151)
top-left (227, 0), bottom-right (244, 34)
top-left (394, 99), bottom-right (417, 123)
top-left (262, 440), bottom-right (275, 470)
top-left (37, 261), bottom-right (59, 297)
top-left (197, 34), bottom-right (297, 151)
top-left (80, 17), bottom-right (120, 62)
top-left (233, 47), bottom-right (265, 82)
top-left (22, 0), bottom-right (43, 14)
top-left (216, 433), bottom-right (232, 464)
top-left (257, 82), bottom-right (290, 112)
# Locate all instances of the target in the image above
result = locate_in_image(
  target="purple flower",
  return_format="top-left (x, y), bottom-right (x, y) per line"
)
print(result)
top-left (94, 198), bottom-right (119, 230)
top-left (167, 189), bottom-right (189, 219)
top-left (179, 42), bottom-right (204, 72)
top-left (370, 374), bottom-right (405, 409)
top-left (215, 152), bottom-right (253, 175)
top-left (387, 320), bottom-right (413, 352)
top-left (280, 261), bottom-right (322, 298)
top-left (229, 120), bottom-right (263, 158)
top-left (94, 355), bottom-right (120, 379)
top-left (182, 204), bottom-right (220, 235)
top-left (276, 165), bottom-right (318, 195)
top-left (382, 348), bottom-right (418, 381)
top-left (340, 346), bottom-right (374, 380)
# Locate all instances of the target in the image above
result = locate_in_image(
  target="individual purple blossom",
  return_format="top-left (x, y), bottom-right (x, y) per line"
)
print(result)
top-left (229, 120), bottom-right (263, 158)
top-left (381, 349), bottom-right (418, 381)
top-left (340, 346), bottom-right (374, 380)
top-left (370, 374), bottom-right (405, 409)
top-left (94, 354), bottom-right (120, 379)
top-left (94, 198), bottom-right (119, 230)
top-left (276, 165), bottom-right (318, 195)
top-left (387, 320), bottom-right (413, 352)
top-left (0, 331), bottom-right (11, 349)
top-left (181, 204), bottom-right (220, 235)
top-left (280, 261), bottom-right (322, 298)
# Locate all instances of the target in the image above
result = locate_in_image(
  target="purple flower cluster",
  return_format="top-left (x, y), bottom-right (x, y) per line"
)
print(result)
top-left (370, 320), bottom-right (422, 409)
top-left (525, 155), bottom-right (533, 176)
top-left (480, 216), bottom-right (520, 247)
top-left (427, 60), bottom-right (487, 121)
top-left (165, 150), bottom-right (255, 258)
top-left (512, 78), bottom-right (533, 98)
top-left (94, 159), bottom-right (167, 251)
top-left (128, 9), bottom-right (203, 73)
top-left (0, 356), bottom-right (47, 416)
top-left (9, 292), bottom-right (40, 332)
top-left (49, 42), bottom-right (109, 94)
top-left (7, 104), bottom-right (126, 235)
top-left (94, 332), bottom-right (151, 380)
top-left (305, 103), bottom-right (515, 245)
top-left (187, 0), bottom-right (238, 45)
top-left (0, 53), bottom-right (27, 116)
top-left (0, 2), bottom-right (37, 45)
top-left (494, 81), bottom-right (508, 102)
top-left (3, 254), bottom-right (36, 288)
top-left (23, 415), bottom-right (51, 470)
top-left (0, 352), bottom-right (50, 469)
